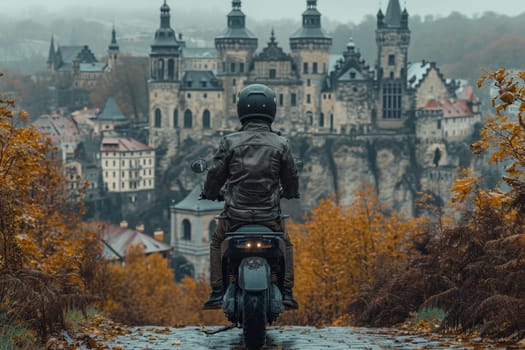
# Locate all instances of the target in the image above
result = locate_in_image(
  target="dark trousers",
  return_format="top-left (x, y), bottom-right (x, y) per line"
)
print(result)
top-left (209, 216), bottom-right (294, 290)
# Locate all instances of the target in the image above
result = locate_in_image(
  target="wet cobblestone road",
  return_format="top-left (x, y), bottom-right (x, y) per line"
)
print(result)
top-left (94, 325), bottom-right (511, 349)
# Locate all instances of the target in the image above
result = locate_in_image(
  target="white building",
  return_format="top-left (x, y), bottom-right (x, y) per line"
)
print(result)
top-left (100, 137), bottom-right (155, 195)
top-left (169, 186), bottom-right (223, 278)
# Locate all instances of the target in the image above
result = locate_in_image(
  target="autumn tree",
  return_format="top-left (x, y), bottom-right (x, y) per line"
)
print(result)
top-left (102, 247), bottom-right (225, 326)
top-left (90, 57), bottom-right (149, 121)
top-left (347, 69), bottom-right (525, 342)
top-left (280, 185), bottom-right (425, 326)
top-left (0, 77), bottom-right (99, 340)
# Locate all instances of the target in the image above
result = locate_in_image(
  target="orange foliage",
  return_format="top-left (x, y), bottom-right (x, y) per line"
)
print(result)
top-left (102, 247), bottom-right (225, 326)
top-left (280, 184), bottom-right (425, 326)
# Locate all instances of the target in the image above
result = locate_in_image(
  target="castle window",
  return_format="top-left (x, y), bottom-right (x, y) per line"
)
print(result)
top-left (233, 78), bottom-right (236, 86)
top-left (307, 94), bottom-right (311, 104)
top-left (168, 59), bottom-right (175, 80)
top-left (313, 62), bottom-right (318, 74)
top-left (233, 94), bottom-right (237, 104)
top-left (350, 72), bottom-right (356, 79)
top-left (182, 219), bottom-right (191, 241)
top-left (231, 62), bottom-right (235, 73)
top-left (154, 108), bottom-right (162, 128)
top-left (303, 63), bottom-right (308, 74)
top-left (388, 54), bottom-right (396, 66)
top-left (184, 110), bottom-right (193, 128)
top-left (173, 109), bottom-right (178, 129)
top-left (269, 69), bottom-right (276, 79)
top-left (240, 63), bottom-right (245, 73)
top-left (307, 79), bottom-right (311, 86)
top-left (222, 63), bottom-right (226, 73)
top-left (306, 111), bottom-right (313, 126)
top-left (382, 82), bottom-right (402, 120)
top-left (319, 113), bottom-right (325, 127)
top-left (390, 72), bottom-right (394, 79)
top-left (203, 110), bottom-right (211, 129)
top-left (187, 93), bottom-right (192, 98)
top-left (279, 94), bottom-right (284, 106)
top-left (437, 119), bottom-right (442, 129)
top-left (291, 93), bottom-right (297, 106)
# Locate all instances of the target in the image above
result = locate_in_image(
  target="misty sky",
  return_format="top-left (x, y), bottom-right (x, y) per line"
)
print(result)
top-left (5, 0), bottom-right (525, 23)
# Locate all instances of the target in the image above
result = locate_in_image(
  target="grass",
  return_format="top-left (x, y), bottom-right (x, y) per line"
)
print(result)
top-left (0, 313), bottom-right (38, 350)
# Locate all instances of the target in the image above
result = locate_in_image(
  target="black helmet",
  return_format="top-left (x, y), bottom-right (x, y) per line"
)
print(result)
top-left (237, 84), bottom-right (277, 123)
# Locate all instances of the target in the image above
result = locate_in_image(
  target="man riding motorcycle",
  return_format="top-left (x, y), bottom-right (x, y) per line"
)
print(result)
top-left (201, 83), bottom-right (299, 310)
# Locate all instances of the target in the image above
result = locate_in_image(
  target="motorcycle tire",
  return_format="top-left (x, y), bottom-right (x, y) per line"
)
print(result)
top-left (242, 291), bottom-right (267, 350)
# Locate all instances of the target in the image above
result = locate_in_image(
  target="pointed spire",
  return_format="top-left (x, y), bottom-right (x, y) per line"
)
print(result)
top-left (384, 0), bottom-right (402, 27)
top-left (152, 0), bottom-right (180, 50)
top-left (109, 25), bottom-right (119, 50)
top-left (270, 28), bottom-right (276, 44)
top-left (47, 34), bottom-right (55, 65)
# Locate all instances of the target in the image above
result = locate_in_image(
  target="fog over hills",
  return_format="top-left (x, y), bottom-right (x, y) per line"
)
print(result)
top-left (4, 0), bottom-right (525, 24)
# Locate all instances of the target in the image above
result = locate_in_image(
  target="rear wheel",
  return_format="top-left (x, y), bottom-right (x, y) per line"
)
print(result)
top-left (242, 291), bottom-right (267, 350)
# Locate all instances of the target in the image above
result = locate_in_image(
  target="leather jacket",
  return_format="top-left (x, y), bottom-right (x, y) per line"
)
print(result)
top-left (203, 120), bottom-right (300, 222)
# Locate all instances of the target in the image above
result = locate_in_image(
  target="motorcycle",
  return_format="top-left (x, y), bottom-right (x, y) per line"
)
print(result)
top-left (191, 158), bottom-right (300, 350)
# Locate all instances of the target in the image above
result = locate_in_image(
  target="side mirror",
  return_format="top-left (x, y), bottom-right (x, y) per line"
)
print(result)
top-left (294, 157), bottom-right (303, 172)
top-left (191, 159), bottom-right (208, 173)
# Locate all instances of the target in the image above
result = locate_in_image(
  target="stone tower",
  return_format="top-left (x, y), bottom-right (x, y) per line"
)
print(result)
top-left (376, 0), bottom-right (411, 129)
top-left (290, 0), bottom-right (332, 130)
top-left (107, 26), bottom-right (120, 71)
top-left (215, 0), bottom-right (258, 124)
top-left (148, 0), bottom-right (184, 149)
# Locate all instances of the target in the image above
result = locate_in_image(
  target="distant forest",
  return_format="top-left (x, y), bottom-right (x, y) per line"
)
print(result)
top-left (1, 8), bottom-right (525, 96)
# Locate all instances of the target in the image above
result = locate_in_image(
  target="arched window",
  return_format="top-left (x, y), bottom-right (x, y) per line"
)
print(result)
top-left (168, 59), bottom-right (175, 80)
top-left (173, 109), bottom-right (179, 129)
top-left (306, 111), bottom-right (313, 126)
top-left (182, 219), bottom-right (191, 241)
top-left (208, 220), bottom-right (217, 242)
top-left (203, 110), bottom-right (211, 129)
top-left (184, 110), bottom-right (193, 128)
top-left (154, 108), bottom-right (162, 128)
top-left (157, 59), bottom-right (165, 80)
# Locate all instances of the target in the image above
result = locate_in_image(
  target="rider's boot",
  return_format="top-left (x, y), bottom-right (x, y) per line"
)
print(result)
top-left (283, 288), bottom-right (299, 309)
top-left (203, 286), bottom-right (223, 309)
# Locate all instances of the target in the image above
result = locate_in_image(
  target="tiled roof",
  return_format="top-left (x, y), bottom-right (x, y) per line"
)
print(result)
top-left (100, 137), bottom-right (153, 152)
top-left (96, 224), bottom-right (171, 260)
top-left (33, 114), bottom-right (80, 142)
top-left (423, 98), bottom-right (474, 119)
top-left (254, 31), bottom-right (291, 62)
top-left (172, 186), bottom-right (223, 212)
top-left (98, 97), bottom-right (127, 122)
top-left (181, 70), bottom-right (223, 91)
top-left (79, 62), bottom-right (107, 72)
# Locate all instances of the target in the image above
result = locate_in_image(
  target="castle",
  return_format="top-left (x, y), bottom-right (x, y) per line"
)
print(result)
top-left (147, 0), bottom-right (480, 152)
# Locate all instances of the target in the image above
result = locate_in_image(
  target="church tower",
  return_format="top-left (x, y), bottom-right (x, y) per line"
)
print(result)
top-left (215, 0), bottom-right (258, 122)
top-left (376, 0), bottom-right (411, 129)
top-left (148, 0), bottom-right (183, 149)
top-left (290, 0), bottom-right (332, 130)
top-left (107, 26), bottom-right (119, 71)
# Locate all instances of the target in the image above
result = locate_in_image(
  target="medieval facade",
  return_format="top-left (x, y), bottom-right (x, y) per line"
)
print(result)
top-left (46, 27), bottom-right (120, 111)
top-left (147, 0), bottom-right (481, 153)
